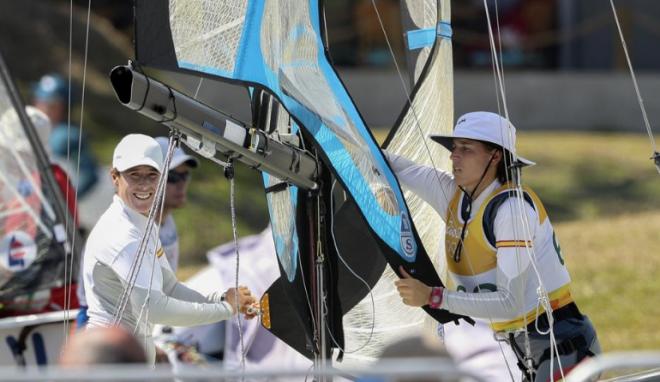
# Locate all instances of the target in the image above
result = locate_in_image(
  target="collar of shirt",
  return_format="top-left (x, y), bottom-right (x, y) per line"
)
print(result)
top-left (463, 179), bottom-right (502, 220)
top-left (112, 194), bottom-right (150, 232)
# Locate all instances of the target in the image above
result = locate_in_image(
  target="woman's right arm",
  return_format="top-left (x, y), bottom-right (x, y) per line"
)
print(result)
top-left (384, 151), bottom-right (456, 217)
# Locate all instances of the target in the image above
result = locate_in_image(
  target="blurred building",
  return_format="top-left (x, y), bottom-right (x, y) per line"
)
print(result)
top-left (325, 0), bottom-right (660, 72)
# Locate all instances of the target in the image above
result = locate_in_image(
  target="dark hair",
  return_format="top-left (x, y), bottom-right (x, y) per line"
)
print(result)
top-left (483, 142), bottom-right (518, 184)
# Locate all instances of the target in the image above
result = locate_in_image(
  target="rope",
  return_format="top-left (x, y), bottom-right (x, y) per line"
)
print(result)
top-left (482, 1), bottom-right (566, 379)
top-left (132, 135), bottom-right (178, 341)
top-left (324, 180), bottom-right (376, 354)
top-left (227, 163), bottom-right (247, 373)
top-left (112, 133), bottom-right (177, 326)
top-left (609, 0), bottom-right (659, 174)
top-left (61, 0), bottom-right (75, 345)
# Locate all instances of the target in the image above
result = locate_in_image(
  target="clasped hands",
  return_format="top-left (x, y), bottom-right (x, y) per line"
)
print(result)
top-left (222, 286), bottom-right (260, 319)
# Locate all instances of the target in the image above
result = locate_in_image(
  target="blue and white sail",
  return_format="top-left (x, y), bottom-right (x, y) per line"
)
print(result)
top-left (131, 0), bottom-right (470, 358)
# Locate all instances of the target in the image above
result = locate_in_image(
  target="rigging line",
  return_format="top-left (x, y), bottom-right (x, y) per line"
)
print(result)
top-left (609, 0), bottom-right (659, 162)
top-left (0, 171), bottom-right (52, 238)
top-left (490, 4), bottom-right (529, 379)
top-left (294, 153), bottom-right (322, 356)
top-left (229, 168), bottom-right (247, 373)
top-left (193, 77), bottom-right (204, 99)
top-left (133, 135), bottom-right (176, 338)
top-left (325, 180), bottom-right (376, 354)
top-left (66, 0), bottom-right (93, 337)
top-left (62, 0), bottom-right (75, 343)
top-left (113, 134), bottom-right (177, 325)
top-left (483, 1), bottom-right (565, 379)
top-left (374, 5), bottom-right (520, 373)
top-left (483, 0), bottom-right (549, 308)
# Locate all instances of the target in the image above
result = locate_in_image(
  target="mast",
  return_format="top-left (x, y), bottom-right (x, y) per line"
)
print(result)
top-left (253, 88), bottom-right (331, 378)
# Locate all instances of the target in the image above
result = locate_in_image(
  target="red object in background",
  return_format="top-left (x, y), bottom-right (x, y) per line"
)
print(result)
top-left (51, 163), bottom-right (78, 226)
top-left (0, 283), bottom-right (80, 318)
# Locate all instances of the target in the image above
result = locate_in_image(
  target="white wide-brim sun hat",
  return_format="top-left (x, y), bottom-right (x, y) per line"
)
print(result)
top-left (429, 111), bottom-right (535, 167)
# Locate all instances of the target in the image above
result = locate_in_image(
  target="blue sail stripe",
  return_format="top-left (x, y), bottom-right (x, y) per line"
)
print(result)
top-left (406, 22), bottom-right (452, 50)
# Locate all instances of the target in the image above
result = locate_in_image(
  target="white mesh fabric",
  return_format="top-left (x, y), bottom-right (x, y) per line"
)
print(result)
top-left (169, 0), bottom-right (247, 74)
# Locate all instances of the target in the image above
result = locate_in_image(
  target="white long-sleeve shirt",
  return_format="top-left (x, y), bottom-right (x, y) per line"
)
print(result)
top-left (386, 153), bottom-right (572, 331)
top-left (83, 195), bottom-right (234, 363)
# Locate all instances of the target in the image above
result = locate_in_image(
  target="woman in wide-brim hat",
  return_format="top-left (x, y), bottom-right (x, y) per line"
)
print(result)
top-left (388, 111), bottom-right (600, 381)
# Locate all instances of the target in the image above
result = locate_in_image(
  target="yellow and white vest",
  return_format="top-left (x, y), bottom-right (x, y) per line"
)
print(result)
top-left (444, 183), bottom-right (573, 331)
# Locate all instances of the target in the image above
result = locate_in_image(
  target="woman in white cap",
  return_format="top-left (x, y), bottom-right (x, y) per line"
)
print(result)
top-left (82, 134), bottom-right (256, 365)
top-left (388, 112), bottom-right (600, 382)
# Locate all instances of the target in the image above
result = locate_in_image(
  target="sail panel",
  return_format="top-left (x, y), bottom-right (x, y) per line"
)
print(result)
top-left (138, 0), bottom-right (419, 263)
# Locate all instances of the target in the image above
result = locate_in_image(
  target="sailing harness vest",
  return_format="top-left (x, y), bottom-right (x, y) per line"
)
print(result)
top-left (444, 182), bottom-right (573, 332)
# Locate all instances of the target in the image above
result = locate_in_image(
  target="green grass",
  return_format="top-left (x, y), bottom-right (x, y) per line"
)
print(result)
top-left (518, 132), bottom-right (660, 222)
top-left (558, 211), bottom-right (660, 351)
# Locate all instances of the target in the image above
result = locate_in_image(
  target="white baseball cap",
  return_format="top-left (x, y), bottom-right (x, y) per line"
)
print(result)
top-left (112, 134), bottom-right (163, 172)
top-left (155, 137), bottom-right (199, 170)
top-left (429, 111), bottom-right (535, 167)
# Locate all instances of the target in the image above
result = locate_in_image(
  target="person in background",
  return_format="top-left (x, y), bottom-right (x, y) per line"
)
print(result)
top-left (32, 73), bottom-right (98, 197)
top-left (155, 136), bottom-right (199, 273)
top-left (82, 134), bottom-right (257, 365)
top-left (59, 326), bottom-right (147, 366)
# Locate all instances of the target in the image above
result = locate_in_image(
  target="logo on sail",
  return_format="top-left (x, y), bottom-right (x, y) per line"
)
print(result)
top-left (0, 231), bottom-right (37, 271)
top-left (400, 212), bottom-right (416, 259)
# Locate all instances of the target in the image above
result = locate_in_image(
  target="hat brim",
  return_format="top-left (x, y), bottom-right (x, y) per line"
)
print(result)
top-left (115, 158), bottom-right (162, 173)
top-left (169, 155), bottom-right (199, 170)
top-left (429, 134), bottom-right (535, 167)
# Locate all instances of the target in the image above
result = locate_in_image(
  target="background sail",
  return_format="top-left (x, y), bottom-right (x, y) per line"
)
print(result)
top-left (0, 52), bottom-right (76, 316)
top-left (340, 0), bottom-right (459, 364)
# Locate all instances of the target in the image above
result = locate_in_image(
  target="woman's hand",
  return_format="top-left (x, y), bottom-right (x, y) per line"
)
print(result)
top-left (394, 266), bottom-right (433, 307)
top-left (223, 286), bottom-right (257, 318)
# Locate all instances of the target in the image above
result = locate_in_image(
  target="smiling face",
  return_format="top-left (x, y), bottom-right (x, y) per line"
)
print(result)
top-left (449, 138), bottom-right (501, 193)
top-left (111, 165), bottom-right (160, 215)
